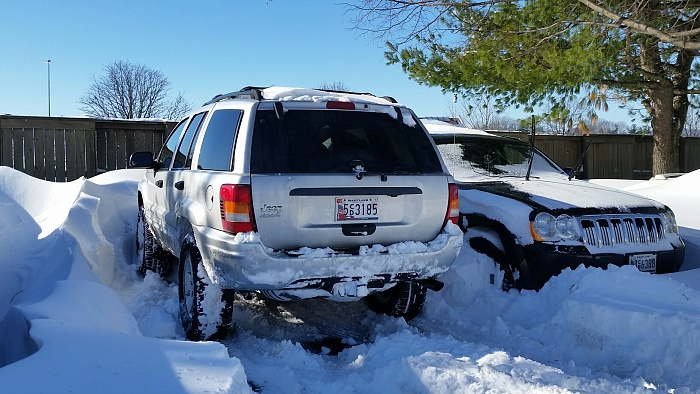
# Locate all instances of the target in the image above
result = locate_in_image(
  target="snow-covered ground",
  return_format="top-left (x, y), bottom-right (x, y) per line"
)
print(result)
top-left (1, 166), bottom-right (699, 393)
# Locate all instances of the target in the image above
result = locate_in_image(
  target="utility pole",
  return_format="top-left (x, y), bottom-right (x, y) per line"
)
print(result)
top-left (46, 59), bottom-right (51, 116)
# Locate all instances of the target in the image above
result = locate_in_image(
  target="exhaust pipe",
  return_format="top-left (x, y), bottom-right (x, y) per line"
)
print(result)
top-left (420, 278), bottom-right (444, 292)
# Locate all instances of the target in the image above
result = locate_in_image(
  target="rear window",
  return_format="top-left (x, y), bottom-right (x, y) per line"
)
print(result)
top-left (250, 109), bottom-right (442, 174)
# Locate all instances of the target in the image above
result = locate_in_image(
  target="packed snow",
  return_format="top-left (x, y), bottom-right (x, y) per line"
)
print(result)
top-left (1, 166), bottom-right (700, 393)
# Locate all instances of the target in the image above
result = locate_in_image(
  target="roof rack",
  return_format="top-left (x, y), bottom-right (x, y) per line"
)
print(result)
top-left (203, 86), bottom-right (266, 106)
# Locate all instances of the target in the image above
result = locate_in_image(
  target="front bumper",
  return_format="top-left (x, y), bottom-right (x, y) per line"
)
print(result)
top-left (519, 237), bottom-right (685, 290)
top-left (193, 222), bottom-right (463, 299)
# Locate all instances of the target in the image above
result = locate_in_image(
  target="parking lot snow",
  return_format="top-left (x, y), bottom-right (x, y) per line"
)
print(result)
top-left (1, 166), bottom-right (700, 393)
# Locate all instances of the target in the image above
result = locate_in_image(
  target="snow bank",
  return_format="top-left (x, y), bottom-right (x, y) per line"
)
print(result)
top-left (0, 167), bottom-right (250, 393)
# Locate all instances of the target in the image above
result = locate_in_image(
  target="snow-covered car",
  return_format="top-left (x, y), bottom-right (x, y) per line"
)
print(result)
top-left (425, 120), bottom-right (685, 291)
top-left (128, 87), bottom-right (462, 340)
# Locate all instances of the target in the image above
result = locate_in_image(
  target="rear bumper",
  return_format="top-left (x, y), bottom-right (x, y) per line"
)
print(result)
top-left (193, 222), bottom-right (463, 298)
top-left (519, 237), bottom-right (685, 290)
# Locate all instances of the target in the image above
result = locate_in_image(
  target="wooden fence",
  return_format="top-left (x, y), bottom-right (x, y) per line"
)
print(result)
top-left (491, 132), bottom-right (700, 179)
top-left (0, 115), bottom-right (175, 182)
top-left (1, 115), bottom-right (698, 181)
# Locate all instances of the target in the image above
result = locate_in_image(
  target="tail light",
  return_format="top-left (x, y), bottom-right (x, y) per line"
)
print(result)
top-left (220, 184), bottom-right (254, 233)
top-left (445, 183), bottom-right (459, 226)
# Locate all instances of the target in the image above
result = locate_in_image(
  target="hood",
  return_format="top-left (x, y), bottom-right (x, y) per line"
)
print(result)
top-left (462, 177), bottom-right (668, 214)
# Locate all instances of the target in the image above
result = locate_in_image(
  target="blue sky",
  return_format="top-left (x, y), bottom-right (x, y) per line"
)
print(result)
top-left (1, 1), bottom-right (635, 124)
top-left (1, 0), bottom-right (462, 119)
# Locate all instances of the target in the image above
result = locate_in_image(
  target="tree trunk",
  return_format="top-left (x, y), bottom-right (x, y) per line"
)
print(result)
top-left (640, 42), bottom-right (686, 175)
top-left (648, 88), bottom-right (681, 175)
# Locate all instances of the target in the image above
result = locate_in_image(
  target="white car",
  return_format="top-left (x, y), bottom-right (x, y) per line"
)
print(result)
top-left (426, 120), bottom-right (685, 290)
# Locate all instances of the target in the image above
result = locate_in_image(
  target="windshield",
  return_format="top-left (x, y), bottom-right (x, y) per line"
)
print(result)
top-left (434, 135), bottom-right (565, 181)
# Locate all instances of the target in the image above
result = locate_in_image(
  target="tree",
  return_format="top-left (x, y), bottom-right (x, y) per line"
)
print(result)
top-left (457, 92), bottom-right (519, 130)
top-left (79, 60), bottom-right (192, 120)
top-left (348, 1), bottom-right (700, 174)
top-left (317, 81), bottom-right (352, 91)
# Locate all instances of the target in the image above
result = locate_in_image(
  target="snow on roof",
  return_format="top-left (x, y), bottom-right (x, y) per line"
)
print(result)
top-left (262, 87), bottom-right (402, 106)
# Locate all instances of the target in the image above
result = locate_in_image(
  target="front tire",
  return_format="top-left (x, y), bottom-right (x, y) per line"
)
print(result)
top-left (178, 235), bottom-right (234, 341)
top-left (366, 281), bottom-right (427, 321)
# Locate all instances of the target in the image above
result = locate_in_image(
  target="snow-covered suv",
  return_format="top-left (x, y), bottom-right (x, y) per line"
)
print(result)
top-left (425, 120), bottom-right (684, 291)
top-left (129, 87), bottom-right (462, 340)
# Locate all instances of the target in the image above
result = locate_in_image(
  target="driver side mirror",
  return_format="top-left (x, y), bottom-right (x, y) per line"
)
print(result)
top-left (129, 152), bottom-right (157, 169)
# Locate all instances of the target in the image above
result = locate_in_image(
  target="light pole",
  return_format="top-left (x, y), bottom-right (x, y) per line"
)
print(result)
top-left (46, 59), bottom-right (51, 116)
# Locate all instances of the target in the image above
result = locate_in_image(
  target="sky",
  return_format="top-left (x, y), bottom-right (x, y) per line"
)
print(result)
top-left (1, 164), bottom-right (699, 392)
top-left (0, 1), bottom-right (462, 119)
top-left (0, 0), bottom-right (637, 124)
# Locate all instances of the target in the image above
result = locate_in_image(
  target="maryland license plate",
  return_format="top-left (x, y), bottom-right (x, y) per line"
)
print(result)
top-left (630, 253), bottom-right (656, 273)
top-left (336, 197), bottom-right (379, 221)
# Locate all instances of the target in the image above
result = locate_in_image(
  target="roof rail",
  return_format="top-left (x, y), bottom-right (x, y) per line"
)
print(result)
top-left (203, 86), bottom-right (265, 106)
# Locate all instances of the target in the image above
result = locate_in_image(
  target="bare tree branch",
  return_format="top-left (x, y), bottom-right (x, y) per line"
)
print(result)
top-left (79, 60), bottom-right (192, 120)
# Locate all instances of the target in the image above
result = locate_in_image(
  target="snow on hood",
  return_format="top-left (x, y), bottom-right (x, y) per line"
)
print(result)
top-left (482, 177), bottom-right (668, 212)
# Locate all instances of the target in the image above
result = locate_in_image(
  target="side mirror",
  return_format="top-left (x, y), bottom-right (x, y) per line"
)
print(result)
top-left (129, 152), bottom-right (155, 168)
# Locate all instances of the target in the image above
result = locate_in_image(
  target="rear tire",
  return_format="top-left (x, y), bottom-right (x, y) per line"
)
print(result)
top-left (136, 205), bottom-right (174, 277)
top-left (366, 281), bottom-right (427, 321)
top-left (178, 235), bottom-right (234, 341)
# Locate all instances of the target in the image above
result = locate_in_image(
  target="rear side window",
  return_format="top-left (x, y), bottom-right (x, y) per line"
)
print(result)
top-left (250, 109), bottom-right (442, 174)
top-left (197, 109), bottom-right (243, 171)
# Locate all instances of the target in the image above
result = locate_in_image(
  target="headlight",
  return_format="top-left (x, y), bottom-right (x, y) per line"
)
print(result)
top-left (660, 211), bottom-right (679, 235)
top-left (531, 212), bottom-right (581, 241)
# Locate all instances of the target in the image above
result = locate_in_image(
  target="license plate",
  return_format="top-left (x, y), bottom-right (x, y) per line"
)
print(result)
top-left (630, 253), bottom-right (656, 272)
top-left (336, 197), bottom-right (379, 221)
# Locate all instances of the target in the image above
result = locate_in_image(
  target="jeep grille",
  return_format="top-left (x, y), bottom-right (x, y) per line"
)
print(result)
top-left (578, 215), bottom-right (665, 248)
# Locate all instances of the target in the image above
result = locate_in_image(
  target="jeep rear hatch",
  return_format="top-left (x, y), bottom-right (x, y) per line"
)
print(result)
top-left (249, 107), bottom-right (453, 250)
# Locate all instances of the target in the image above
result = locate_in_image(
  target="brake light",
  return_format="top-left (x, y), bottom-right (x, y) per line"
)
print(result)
top-left (326, 101), bottom-right (355, 110)
top-left (220, 184), bottom-right (254, 233)
top-left (445, 183), bottom-right (459, 226)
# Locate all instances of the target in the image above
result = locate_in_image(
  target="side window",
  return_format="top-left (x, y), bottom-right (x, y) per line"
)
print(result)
top-left (157, 119), bottom-right (188, 171)
top-left (172, 112), bottom-right (207, 170)
top-left (197, 109), bottom-right (242, 171)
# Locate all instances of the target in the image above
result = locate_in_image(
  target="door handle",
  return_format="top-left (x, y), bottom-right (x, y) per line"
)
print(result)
top-left (155, 180), bottom-right (163, 188)
top-left (174, 181), bottom-right (184, 190)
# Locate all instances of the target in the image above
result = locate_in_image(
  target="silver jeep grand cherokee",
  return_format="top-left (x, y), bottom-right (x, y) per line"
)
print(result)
top-left (129, 87), bottom-right (462, 340)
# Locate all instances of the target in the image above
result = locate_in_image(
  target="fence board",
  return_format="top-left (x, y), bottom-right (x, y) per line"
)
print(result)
top-left (95, 128), bottom-right (107, 173)
top-left (106, 129), bottom-right (118, 172)
top-left (125, 129), bottom-right (136, 168)
top-left (12, 128), bottom-right (25, 174)
top-left (74, 130), bottom-right (87, 179)
top-left (33, 128), bottom-right (46, 180)
top-left (55, 130), bottom-right (67, 182)
top-left (43, 128), bottom-right (56, 181)
top-left (85, 129), bottom-right (97, 178)
top-left (1, 127), bottom-right (11, 167)
top-left (65, 129), bottom-right (78, 181)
